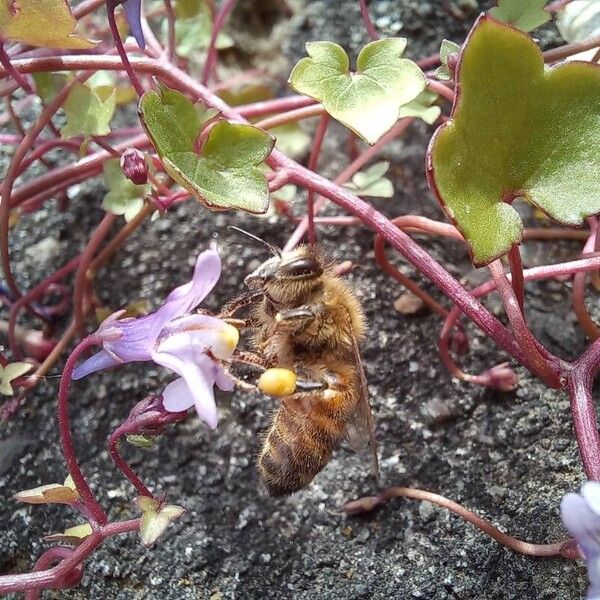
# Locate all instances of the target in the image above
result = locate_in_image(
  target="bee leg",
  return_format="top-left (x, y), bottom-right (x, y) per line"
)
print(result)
top-left (229, 350), bottom-right (273, 370)
top-left (274, 303), bottom-right (325, 330)
top-left (218, 291), bottom-right (264, 318)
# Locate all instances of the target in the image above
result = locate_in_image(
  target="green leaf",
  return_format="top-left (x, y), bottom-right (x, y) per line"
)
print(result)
top-left (434, 39), bottom-right (461, 81)
top-left (289, 39), bottom-right (426, 144)
top-left (33, 72), bottom-right (69, 103)
top-left (399, 90), bottom-right (441, 124)
top-left (167, 12), bottom-right (233, 58)
top-left (428, 15), bottom-right (600, 266)
top-left (343, 161), bottom-right (394, 198)
top-left (489, 0), bottom-right (550, 31)
top-left (271, 184), bottom-right (297, 203)
top-left (102, 159), bottom-right (148, 222)
top-left (126, 433), bottom-right (156, 448)
top-left (140, 85), bottom-right (274, 213)
top-left (272, 123), bottom-right (311, 159)
top-left (44, 523), bottom-right (93, 544)
top-left (0, 362), bottom-right (32, 395)
top-left (61, 83), bottom-right (116, 138)
top-left (14, 475), bottom-right (79, 505)
top-left (0, 0), bottom-right (96, 48)
top-left (218, 84), bottom-right (274, 107)
top-left (136, 496), bottom-right (185, 547)
top-left (87, 71), bottom-right (136, 106)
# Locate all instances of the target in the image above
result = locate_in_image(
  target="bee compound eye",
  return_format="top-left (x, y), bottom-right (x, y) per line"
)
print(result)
top-left (279, 257), bottom-right (322, 278)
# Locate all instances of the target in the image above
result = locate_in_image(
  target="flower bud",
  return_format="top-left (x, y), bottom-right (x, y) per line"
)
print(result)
top-left (120, 148), bottom-right (148, 185)
top-left (258, 368), bottom-right (297, 397)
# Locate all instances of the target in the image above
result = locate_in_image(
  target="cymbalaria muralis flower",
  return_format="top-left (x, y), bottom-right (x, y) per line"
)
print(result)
top-left (561, 481), bottom-right (600, 600)
top-left (72, 248), bottom-right (238, 428)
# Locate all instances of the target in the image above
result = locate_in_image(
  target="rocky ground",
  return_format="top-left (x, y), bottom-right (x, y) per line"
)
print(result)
top-left (0, 1), bottom-right (594, 598)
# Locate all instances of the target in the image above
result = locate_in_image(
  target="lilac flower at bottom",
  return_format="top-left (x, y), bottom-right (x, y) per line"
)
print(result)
top-left (73, 248), bottom-right (238, 429)
top-left (561, 481), bottom-right (600, 600)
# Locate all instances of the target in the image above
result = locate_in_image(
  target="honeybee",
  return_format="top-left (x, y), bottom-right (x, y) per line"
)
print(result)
top-left (221, 229), bottom-right (379, 497)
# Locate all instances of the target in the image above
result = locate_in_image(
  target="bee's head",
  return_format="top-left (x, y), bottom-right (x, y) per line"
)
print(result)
top-left (244, 246), bottom-right (324, 304)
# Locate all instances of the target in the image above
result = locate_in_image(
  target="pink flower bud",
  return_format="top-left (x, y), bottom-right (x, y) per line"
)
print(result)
top-left (480, 362), bottom-right (519, 392)
top-left (120, 149), bottom-right (148, 185)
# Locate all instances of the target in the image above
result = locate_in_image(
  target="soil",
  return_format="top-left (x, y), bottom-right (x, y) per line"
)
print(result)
top-left (0, 1), bottom-right (593, 599)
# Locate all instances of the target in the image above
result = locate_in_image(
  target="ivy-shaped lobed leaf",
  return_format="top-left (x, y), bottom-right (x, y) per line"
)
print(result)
top-left (0, 0), bottom-right (96, 48)
top-left (137, 496), bottom-right (185, 547)
top-left (139, 84), bottom-right (274, 213)
top-left (434, 39), bottom-right (461, 81)
top-left (427, 15), bottom-right (600, 266)
top-left (14, 475), bottom-right (79, 505)
top-left (61, 83), bottom-right (116, 139)
top-left (289, 39), bottom-right (426, 144)
top-left (489, 0), bottom-right (550, 32)
top-left (102, 159), bottom-right (149, 222)
top-left (0, 361), bottom-right (32, 395)
top-left (399, 90), bottom-right (441, 125)
top-left (343, 161), bottom-right (394, 198)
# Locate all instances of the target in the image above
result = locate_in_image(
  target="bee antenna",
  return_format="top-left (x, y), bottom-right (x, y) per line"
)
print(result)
top-left (227, 226), bottom-right (282, 258)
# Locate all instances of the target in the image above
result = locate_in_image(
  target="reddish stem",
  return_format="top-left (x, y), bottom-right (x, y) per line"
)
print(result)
top-left (573, 222), bottom-right (599, 340)
top-left (508, 245), bottom-right (525, 313)
top-left (254, 104), bottom-right (326, 129)
top-left (0, 40), bottom-right (32, 92)
top-left (106, 2), bottom-right (144, 97)
top-left (73, 214), bottom-right (117, 338)
top-left (344, 487), bottom-right (569, 558)
top-left (163, 0), bottom-right (176, 62)
top-left (58, 336), bottom-right (108, 524)
top-left (201, 0), bottom-right (237, 85)
top-left (305, 114), bottom-right (330, 244)
top-left (358, 0), bottom-right (379, 40)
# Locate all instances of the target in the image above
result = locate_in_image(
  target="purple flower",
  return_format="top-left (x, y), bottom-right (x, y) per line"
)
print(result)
top-left (73, 248), bottom-right (238, 429)
top-left (121, 0), bottom-right (145, 50)
top-left (561, 481), bottom-right (600, 600)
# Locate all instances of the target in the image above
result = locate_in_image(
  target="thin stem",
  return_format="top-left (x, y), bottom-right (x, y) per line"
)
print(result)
top-left (0, 40), bottom-right (32, 92)
top-left (488, 260), bottom-right (562, 387)
top-left (426, 78), bottom-right (456, 103)
top-left (344, 487), bottom-right (569, 558)
top-left (254, 104), bottom-right (326, 130)
top-left (0, 519), bottom-right (139, 594)
top-left (573, 223), bottom-right (599, 340)
top-left (73, 214), bottom-right (117, 338)
top-left (358, 0), bottom-right (379, 40)
top-left (163, 0), bottom-right (177, 62)
top-left (201, 0), bottom-right (237, 85)
top-left (305, 114), bottom-right (330, 244)
top-left (108, 426), bottom-right (154, 499)
top-left (58, 336), bottom-right (108, 524)
top-left (508, 246), bottom-right (525, 313)
top-left (544, 34), bottom-right (600, 63)
top-left (238, 96), bottom-right (316, 119)
top-left (107, 3), bottom-right (144, 97)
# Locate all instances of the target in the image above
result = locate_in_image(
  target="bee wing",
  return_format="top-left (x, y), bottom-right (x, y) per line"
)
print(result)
top-left (344, 333), bottom-right (379, 482)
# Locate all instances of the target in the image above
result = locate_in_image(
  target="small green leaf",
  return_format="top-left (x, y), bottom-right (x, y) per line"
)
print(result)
top-left (272, 123), bottom-right (311, 159)
top-left (44, 523), bottom-right (93, 544)
top-left (343, 161), bottom-right (394, 198)
top-left (136, 496), bottom-right (185, 547)
top-left (428, 15), bottom-right (600, 266)
top-left (140, 85), bottom-right (274, 213)
top-left (489, 0), bottom-right (550, 31)
top-left (271, 184), bottom-right (297, 203)
top-left (167, 12), bottom-right (233, 58)
top-left (399, 90), bottom-right (441, 125)
top-left (0, 362), bottom-right (32, 396)
top-left (218, 84), bottom-right (274, 107)
top-left (102, 159), bottom-right (148, 222)
top-left (61, 83), bottom-right (116, 139)
top-left (32, 72), bottom-right (69, 103)
top-left (0, 0), bottom-right (96, 48)
top-left (434, 39), bottom-right (461, 81)
top-left (289, 39), bottom-right (426, 144)
top-left (126, 433), bottom-right (156, 448)
top-left (87, 71), bottom-right (136, 106)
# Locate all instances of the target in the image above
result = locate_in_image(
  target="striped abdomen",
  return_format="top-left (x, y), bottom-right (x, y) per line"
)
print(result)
top-left (258, 394), bottom-right (348, 497)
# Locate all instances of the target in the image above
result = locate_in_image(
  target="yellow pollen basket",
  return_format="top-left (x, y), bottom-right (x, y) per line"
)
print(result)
top-left (258, 368), bottom-right (297, 397)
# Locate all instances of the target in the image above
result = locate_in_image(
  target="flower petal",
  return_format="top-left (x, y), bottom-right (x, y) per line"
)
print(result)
top-left (72, 349), bottom-right (122, 380)
top-left (121, 0), bottom-right (146, 50)
top-left (152, 351), bottom-right (218, 429)
top-left (215, 366), bottom-right (235, 391)
top-left (157, 313), bottom-right (238, 359)
top-left (583, 482), bottom-right (600, 518)
top-left (157, 249), bottom-right (221, 323)
top-left (561, 493), bottom-right (600, 558)
top-left (162, 377), bottom-right (194, 412)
